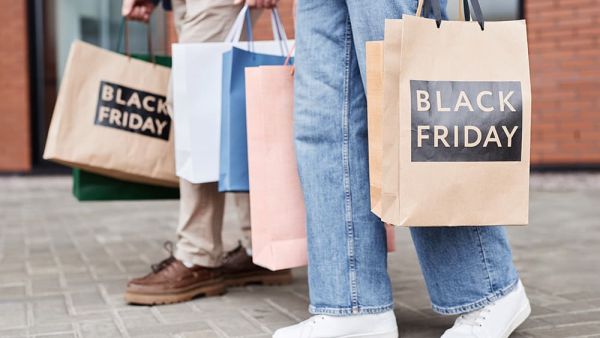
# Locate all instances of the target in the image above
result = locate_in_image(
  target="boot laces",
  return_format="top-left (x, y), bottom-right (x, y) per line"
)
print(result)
top-left (151, 241), bottom-right (176, 273)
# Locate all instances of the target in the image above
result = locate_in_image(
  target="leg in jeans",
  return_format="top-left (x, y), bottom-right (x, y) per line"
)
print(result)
top-left (295, 0), bottom-right (393, 315)
top-left (295, 0), bottom-right (519, 317)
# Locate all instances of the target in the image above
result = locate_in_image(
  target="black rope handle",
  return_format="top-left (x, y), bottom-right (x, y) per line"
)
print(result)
top-left (421, 0), bottom-right (484, 30)
top-left (120, 18), bottom-right (156, 64)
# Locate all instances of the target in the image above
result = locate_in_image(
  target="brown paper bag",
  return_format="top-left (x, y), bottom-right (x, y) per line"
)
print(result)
top-left (366, 41), bottom-right (384, 217)
top-left (380, 20), bottom-right (403, 225)
top-left (44, 41), bottom-right (177, 187)
top-left (396, 5), bottom-right (531, 226)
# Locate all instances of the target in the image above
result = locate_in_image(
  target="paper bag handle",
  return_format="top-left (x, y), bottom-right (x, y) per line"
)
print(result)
top-left (416, 0), bottom-right (484, 30)
top-left (116, 18), bottom-right (156, 64)
top-left (225, 5), bottom-right (291, 56)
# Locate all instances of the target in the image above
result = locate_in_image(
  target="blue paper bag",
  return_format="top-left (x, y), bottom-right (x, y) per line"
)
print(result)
top-left (218, 47), bottom-right (289, 192)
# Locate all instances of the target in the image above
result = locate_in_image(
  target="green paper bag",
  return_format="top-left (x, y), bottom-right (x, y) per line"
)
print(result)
top-left (72, 168), bottom-right (179, 201)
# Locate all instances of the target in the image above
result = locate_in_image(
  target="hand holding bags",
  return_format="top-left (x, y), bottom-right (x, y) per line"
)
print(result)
top-left (369, 0), bottom-right (531, 226)
top-left (44, 31), bottom-right (176, 187)
top-left (172, 5), bottom-right (292, 184)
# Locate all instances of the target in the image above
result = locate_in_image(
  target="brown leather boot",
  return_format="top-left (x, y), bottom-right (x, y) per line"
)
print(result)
top-left (124, 243), bottom-right (226, 305)
top-left (221, 244), bottom-right (293, 287)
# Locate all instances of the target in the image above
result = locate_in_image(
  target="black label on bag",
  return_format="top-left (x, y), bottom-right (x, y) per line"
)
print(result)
top-left (410, 80), bottom-right (522, 162)
top-left (94, 81), bottom-right (171, 141)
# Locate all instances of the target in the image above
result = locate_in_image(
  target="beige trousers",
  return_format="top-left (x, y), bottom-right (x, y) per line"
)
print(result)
top-left (171, 0), bottom-right (251, 268)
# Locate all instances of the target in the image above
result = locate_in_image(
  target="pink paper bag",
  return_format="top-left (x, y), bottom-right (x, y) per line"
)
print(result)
top-left (245, 65), bottom-right (395, 271)
top-left (245, 65), bottom-right (307, 271)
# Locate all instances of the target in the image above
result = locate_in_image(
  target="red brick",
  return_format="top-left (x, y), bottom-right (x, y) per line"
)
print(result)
top-left (0, 1), bottom-right (31, 172)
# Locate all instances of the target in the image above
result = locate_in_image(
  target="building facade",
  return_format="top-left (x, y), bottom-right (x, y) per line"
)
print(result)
top-left (0, 0), bottom-right (598, 173)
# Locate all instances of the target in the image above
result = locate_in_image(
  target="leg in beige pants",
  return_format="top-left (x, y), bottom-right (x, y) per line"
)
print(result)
top-left (170, 0), bottom-right (251, 268)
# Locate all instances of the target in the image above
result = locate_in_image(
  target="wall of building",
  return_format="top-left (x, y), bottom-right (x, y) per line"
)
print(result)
top-left (2, 1), bottom-right (600, 173)
top-left (526, 0), bottom-right (600, 165)
top-left (0, 1), bottom-right (31, 171)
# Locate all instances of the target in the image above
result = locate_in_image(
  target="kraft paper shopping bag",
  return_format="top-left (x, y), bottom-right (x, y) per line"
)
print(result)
top-left (366, 41), bottom-right (384, 217)
top-left (380, 20), bottom-right (404, 225)
top-left (396, 0), bottom-right (531, 226)
top-left (172, 5), bottom-right (292, 184)
top-left (44, 40), bottom-right (177, 187)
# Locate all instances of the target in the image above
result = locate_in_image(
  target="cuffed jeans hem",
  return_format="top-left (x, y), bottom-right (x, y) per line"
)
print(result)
top-left (431, 278), bottom-right (520, 315)
top-left (309, 303), bottom-right (395, 316)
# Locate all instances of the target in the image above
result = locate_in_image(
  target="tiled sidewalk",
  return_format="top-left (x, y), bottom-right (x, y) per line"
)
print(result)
top-left (1, 175), bottom-right (600, 338)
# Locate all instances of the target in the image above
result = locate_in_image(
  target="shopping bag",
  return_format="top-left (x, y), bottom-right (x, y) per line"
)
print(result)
top-left (366, 41), bottom-right (384, 217)
top-left (396, 0), bottom-right (531, 226)
top-left (72, 169), bottom-right (179, 201)
top-left (219, 48), bottom-right (290, 192)
top-left (69, 51), bottom-right (179, 201)
top-left (43, 39), bottom-right (176, 187)
top-left (172, 5), bottom-right (292, 184)
top-left (381, 19), bottom-right (404, 225)
top-left (245, 64), bottom-right (396, 270)
top-left (245, 64), bottom-right (306, 270)
top-left (218, 8), bottom-right (292, 192)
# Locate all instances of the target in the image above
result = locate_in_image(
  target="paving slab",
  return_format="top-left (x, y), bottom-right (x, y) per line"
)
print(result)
top-left (1, 174), bottom-right (599, 337)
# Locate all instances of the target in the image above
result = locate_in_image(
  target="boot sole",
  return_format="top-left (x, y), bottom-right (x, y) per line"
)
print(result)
top-left (124, 280), bottom-right (226, 305)
top-left (501, 299), bottom-right (532, 338)
top-left (225, 270), bottom-right (293, 287)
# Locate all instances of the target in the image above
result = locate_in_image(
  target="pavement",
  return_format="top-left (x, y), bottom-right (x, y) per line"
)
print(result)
top-left (1, 173), bottom-right (600, 338)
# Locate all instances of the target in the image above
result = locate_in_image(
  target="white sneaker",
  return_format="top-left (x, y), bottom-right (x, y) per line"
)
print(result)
top-left (441, 280), bottom-right (531, 338)
top-left (272, 310), bottom-right (399, 338)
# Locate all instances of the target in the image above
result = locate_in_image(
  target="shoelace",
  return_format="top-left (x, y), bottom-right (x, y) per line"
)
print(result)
top-left (456, 303), bottom-right (496, 327)
top-left (311, 316), bottom-right (325, 325)
top-left (151, 241), bottom-right (176, 273)
top-left (221, 241), bottom-right (244, 265)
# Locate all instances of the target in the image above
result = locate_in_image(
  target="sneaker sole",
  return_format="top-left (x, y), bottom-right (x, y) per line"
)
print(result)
top-left (337, 331), bottom-right (399, 338)
top-left (501, 298), bottom-right (532, 338)
top-left (225, 270), bottom-right (293, 287)
top-left (124, 280), bottom-right (226, 305)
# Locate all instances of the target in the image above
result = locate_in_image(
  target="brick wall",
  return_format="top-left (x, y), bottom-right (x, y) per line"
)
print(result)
top-left (0, 1), bottom-right (31, 171)
top-left (526, 0), bottom-right (600, 165)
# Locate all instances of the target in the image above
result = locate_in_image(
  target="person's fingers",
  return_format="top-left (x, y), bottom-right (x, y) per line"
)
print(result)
top-left (141, 6), bottom-right (152, 21)
top-left (122, 0), bottom-right (136, 16)
top-left (132, 6), bottom-right (146, 21)
top-left (246, 0), bottom-right (257, 7)
top-left (131, 7), bottom-right (141, 19)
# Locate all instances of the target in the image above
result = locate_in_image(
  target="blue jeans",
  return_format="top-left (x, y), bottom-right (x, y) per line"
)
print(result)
top-left (294, 0), bottom-right (519, 316)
